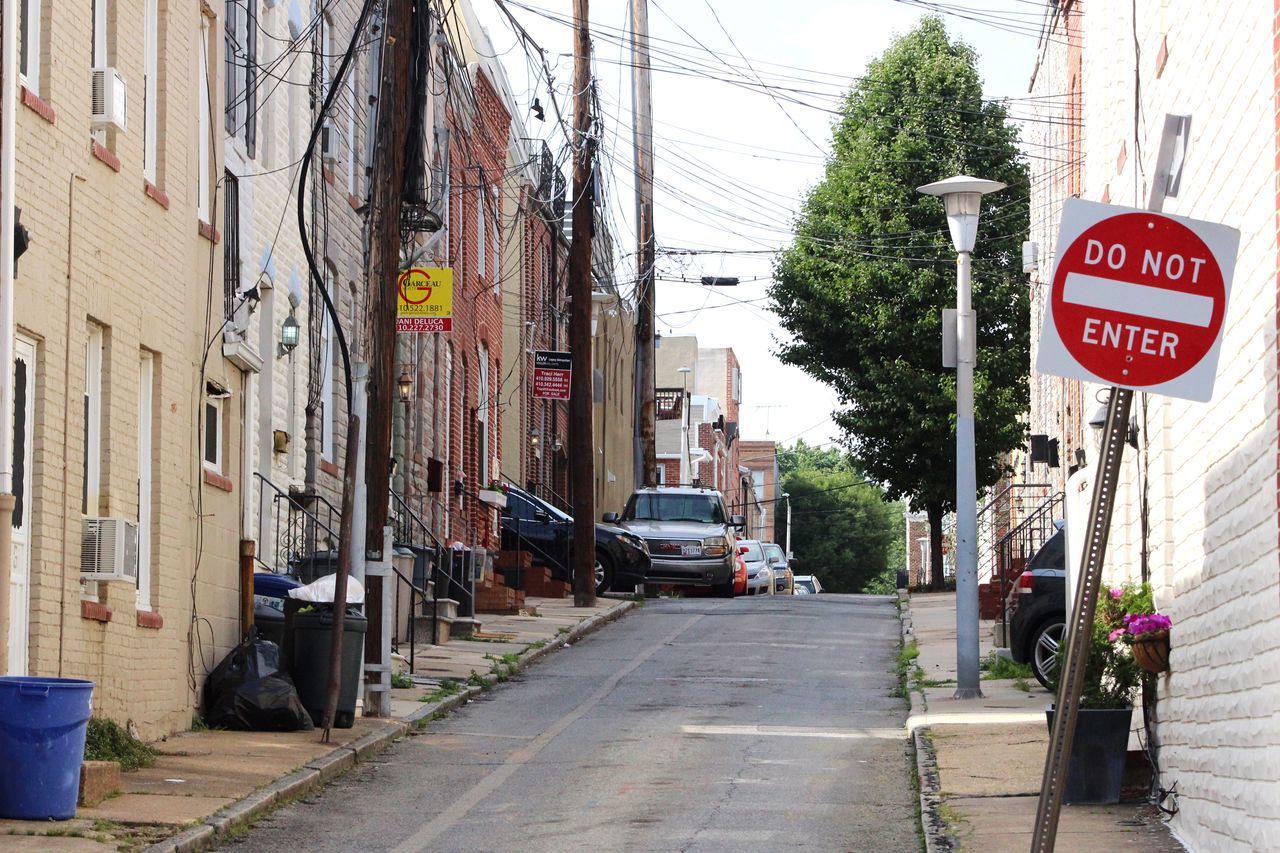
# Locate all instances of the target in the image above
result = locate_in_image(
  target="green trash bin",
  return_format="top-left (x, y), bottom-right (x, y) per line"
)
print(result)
top-left (287, 609), bottom-right (367, 728)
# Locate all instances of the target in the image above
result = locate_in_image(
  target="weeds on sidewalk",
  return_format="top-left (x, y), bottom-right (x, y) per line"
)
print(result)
top-left (419, 680), bottom-right (465, 703)
top-left (85, 717), bottom-right (156, 771)
top-left (391, 671), bottom-right (414, 689)
top-left (892, 641), bottom-right (922, 699)
top-left (980, 650), bottom-right (1033, 680)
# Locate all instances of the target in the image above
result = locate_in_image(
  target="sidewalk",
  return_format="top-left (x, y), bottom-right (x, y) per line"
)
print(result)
top-left (0, 596), bottom-right (634, 852)
top-left (903, 591), bottom-right (1186, 852)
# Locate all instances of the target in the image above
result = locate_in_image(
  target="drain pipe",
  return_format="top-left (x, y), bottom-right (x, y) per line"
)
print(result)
top-left (0, 0), bottom-right (21, 673)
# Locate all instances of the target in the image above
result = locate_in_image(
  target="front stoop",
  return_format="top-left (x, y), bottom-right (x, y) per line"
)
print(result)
top-left (475, 577), bottom-right (524, 614)
top-left (449, 616), bottom-right (481, 638)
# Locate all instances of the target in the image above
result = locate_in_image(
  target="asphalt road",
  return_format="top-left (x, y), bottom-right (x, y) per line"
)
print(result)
top-left (223, 594), bottom-right (918, 852)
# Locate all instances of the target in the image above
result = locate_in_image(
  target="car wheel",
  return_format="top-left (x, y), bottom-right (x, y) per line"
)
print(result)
top-left (1031, 619), bottom-right (1066, 689)
top-left (594, 551), bottom-right (614, 596)
top-left (712, 579), bottom-right (736, 598)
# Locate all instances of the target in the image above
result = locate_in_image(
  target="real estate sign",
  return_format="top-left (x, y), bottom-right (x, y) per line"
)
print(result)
top-left (533, 350), bottom-right (572, 400)
top-left (396, 267), bottom-right (453, 332)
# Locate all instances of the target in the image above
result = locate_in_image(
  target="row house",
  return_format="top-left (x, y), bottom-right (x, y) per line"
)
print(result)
top-left (1022, 1), bottom-right (1280, 848)
top-left (738, 439), bottom-right (778, 541)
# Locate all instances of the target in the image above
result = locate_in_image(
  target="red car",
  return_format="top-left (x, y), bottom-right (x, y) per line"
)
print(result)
top-left (732, 552), bottom-right (748, 596)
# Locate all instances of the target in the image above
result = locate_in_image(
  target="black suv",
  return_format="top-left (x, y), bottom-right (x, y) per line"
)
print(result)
top-left (1007, 527), bottom-right (1066, 689)
top-left (499, 485), bottom-right (650, 594)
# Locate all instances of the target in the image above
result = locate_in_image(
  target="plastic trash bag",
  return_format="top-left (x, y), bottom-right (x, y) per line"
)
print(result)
top-left (202, 628), bottom-right (313, 732)
top-left (287, 573), bottom-right (364, 604)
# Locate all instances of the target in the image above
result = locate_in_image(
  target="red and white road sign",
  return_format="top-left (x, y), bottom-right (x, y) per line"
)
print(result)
top-left (1036, 199), bottom-right (1239, 402)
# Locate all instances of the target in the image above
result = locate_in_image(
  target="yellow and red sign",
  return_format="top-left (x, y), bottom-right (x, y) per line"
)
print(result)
top-left (396, 267), bottom-right (453, 332)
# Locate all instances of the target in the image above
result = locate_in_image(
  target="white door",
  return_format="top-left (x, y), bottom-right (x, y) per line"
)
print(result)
top-left (9, 337), bottom-right (36, 675)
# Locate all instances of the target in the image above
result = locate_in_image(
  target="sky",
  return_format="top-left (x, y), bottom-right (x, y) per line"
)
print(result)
top-left (473, 0), bottom-right (1047, 452)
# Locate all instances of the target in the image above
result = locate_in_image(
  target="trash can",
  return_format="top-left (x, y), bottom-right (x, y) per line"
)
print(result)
top-left (0, 676), bottom-right (95, 819)
top-left (287, 609), bottom-right (367, 728)
top-left (292, 551), bottom-right (340, 585)
top-left (253, 572), bottom-right (302, 647)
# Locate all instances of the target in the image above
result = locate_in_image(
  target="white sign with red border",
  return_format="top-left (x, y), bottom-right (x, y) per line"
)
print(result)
top-left (1036, 198), bottom-right (1240, 402)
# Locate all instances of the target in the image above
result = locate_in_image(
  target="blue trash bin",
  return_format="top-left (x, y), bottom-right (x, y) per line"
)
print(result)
top-left (0, 676), bottom-right (95, 820)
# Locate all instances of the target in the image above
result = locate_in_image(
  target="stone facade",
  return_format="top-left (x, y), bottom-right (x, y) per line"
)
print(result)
top-left (1026, 2), bottom-right (1280, 847)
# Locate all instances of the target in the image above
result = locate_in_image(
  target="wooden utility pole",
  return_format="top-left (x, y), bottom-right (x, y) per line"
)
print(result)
top-left (362, 0), bottom-right (414, 696)
top-left (631, 0), bottom-right (658, 487)
top-left (568, 0), bottom-right (596, 607)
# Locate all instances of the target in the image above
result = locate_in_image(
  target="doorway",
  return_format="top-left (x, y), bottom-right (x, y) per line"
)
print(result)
top-left (8, 336), bottom-right (36, 675)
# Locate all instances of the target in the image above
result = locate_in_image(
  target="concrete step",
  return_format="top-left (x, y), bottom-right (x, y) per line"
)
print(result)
top-left (420, 596), bottom-right (460, 622)
top-left (449, 616), bottom-right (482, 640)
top-left (412, 607), bottom-right (458, 645)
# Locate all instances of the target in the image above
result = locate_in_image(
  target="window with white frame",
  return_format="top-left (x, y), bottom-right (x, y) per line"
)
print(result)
top-left (491, 184), bottom-right (501, 296)
top-left (732, 367), bottom-right (742, 403)
top-left (197, 12), bottom-right (213, 222)
top-left (19, 0), bottom-right (42, 92)
top-left (224, 0), bottom-right (257, 156)
top-left (477, 345), bottom-right (489, 485)
top-left (143, 0), bottom-right (159, 181)
top-left (345, 83), bottom-right (357, 196)
top-left (82, 326), bottom-right (104, 516)
top-left (137, 352), bottom-right (155, 611)
top-left (476, 184), bottom-right (486, 278)
top-left (320, 312), bottom-right (334, 460)
top-left (203, 386), bottom-right (225, 473)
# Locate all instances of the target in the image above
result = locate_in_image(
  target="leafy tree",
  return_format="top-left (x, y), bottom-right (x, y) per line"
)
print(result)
top-left (780, 468), bottom-right (900, 593)
top-left (770, 18), bottom-right (1030, 590)
top-left (777, 439), bottom-right (852, 477)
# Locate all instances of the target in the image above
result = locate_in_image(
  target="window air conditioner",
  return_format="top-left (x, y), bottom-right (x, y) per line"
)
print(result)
top-left (81, 517), bottom-right (140, 583)
top-left (90, 67), bottom-right (128, 131)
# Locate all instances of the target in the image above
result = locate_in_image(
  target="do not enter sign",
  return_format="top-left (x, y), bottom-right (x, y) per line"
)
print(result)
top-left (1036, 199), bottom-right (1239, 402)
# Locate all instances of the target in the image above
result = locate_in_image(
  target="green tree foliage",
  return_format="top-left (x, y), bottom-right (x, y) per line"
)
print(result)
top-left (777, 439), bottom-right (854, 477)
top-left (781, 467), bottom-right (901, 594)
top-left (769, 18), bottom-right (1030, 589)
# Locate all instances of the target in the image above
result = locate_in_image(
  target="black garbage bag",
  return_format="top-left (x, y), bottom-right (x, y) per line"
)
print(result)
top-left (203, 627), bottom-right (314, 731)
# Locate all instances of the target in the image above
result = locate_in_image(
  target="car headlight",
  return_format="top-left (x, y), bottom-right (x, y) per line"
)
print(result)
top-left (702, 536), bottom-right (727, 557)
top-left (622, 533), bottom-right (649, 554)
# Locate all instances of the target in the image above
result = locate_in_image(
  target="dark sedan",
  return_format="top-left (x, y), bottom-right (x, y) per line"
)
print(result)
top-left (1006, 528), bottom-right (1066, 689)
top-left (499, 485), bottom-right (650, 594)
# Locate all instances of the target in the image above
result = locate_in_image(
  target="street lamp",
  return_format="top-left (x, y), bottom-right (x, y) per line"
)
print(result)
top-left (279, 313), bottom-right (300, 357)
top-left (397, 367), bottom-right (413, 404)
top-left (918, 174), bottom-right (1005, 700)
top-left (782, 492), bottom-right (792, 559)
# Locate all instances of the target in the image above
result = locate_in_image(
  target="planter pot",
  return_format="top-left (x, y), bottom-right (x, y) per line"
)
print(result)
top-left (478, 489), bottom-right (507, 509)
top-left (1132, 631), bottom-right (1170, 674)
top-left (1045, 704), bottom-right (1133, 804)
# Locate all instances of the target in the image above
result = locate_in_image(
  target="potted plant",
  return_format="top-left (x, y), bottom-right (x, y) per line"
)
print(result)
top-left (1117, 612), bottom-right (1172, 674)
top-left (1046, 584), bottom-right (1145, 804)
top-left (478, 480), bottom-right (508, 510)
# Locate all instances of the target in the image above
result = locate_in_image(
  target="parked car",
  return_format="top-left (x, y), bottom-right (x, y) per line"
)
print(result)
top-left (738, 540), bottom-right (772, 595)
top-left (762, 542), bottom-right (793, 594)
top-left (1006, 527), bottom-right (1067, 689)
top-left (793, 575), bottom-right (823, 595)
top-left (499, 484), bottom-right (650, 595)
top-left (733, 552), bottom-right (748, 596)
top-left (604, 486), bottom-right (745, 596)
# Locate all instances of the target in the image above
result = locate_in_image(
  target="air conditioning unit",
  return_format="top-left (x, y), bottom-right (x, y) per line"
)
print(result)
top-left (320, 119), bottom-right (338, 164)
top-left (81, 517), bottom-right (140, 583)
top-left (90, 67), bottom-right (128, 131)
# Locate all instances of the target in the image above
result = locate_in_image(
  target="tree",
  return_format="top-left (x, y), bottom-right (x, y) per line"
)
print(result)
top-left (770, 18), bottom-right (1029, 590)
top-left (777, 439), bottom-right (855, 477)
top-left (780, 468), bottom-right (900, 593)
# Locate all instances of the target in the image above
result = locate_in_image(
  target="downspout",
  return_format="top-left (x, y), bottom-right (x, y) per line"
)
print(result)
top-left (0, 0), bottom-right (21, 671)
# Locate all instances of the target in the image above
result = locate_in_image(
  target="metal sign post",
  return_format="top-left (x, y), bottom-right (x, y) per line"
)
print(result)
top-left (1029, 385), bottom-right (1132, 851)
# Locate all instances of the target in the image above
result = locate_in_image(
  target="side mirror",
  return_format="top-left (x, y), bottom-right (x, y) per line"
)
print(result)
top-left (602, 511), bottom-right (620, 523)
top-left (730, 514), bottom-right (746, 528)
top-left (787, 557), bottom-right (799, 567)
top-left (738, 545), bottom-right (750, 555)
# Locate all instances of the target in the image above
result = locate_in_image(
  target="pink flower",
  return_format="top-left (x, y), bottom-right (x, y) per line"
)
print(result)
top-left (1107, 628), bottom-right (1126, 642)
top-left (1109, 588), bottom-right (1123, 598)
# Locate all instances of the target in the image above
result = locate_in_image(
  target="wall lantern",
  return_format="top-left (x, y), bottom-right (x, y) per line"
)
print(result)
top-left (397, 367), bottom-right (414, 404)
top-left (279, 314), bottom-right (301, 356)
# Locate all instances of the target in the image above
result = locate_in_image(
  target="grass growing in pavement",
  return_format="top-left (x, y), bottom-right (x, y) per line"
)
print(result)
top-left (979, 651), bottom-right (1033, 681)
top-left (419, 680), bottom-right (465, 703)
top-left (918, 678), bottom-right (956, 689)
top-left (391, 671), bottom-right (414, 689)
top-left (1013, 677), bottom-right (1034, 693)
top-left (892, 641), bottom-right (922, 699)
top-left (84, 717), bottom-right (156, 771)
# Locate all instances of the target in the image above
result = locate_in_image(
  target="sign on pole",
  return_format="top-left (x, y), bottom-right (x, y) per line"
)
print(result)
top-left (396, 267), bottom-right (453, 332)
top-left (533, 350), bottom-right (572, 400)
top-left (1036, 198), bottom-right (1239, 401)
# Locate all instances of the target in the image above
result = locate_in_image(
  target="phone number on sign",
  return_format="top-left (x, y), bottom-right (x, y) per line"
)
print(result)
top-left (396, 317), bottom-right (452, 332)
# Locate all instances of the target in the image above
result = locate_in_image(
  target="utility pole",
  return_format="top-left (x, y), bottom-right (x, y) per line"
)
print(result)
top-left (631, 0), bottom-right (657, 487)
top-left (362, 0), bottom-right (414, 711)
top-left (568, 0), bottom-right (596, 607)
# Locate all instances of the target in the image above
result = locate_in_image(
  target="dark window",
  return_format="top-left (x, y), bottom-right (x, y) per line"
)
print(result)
top-left (223, 170), bottom-right (240, 318)
top-left (11, 358), bottom-right (26, 527)
top-left (204, 402), bottom-right (219, 466)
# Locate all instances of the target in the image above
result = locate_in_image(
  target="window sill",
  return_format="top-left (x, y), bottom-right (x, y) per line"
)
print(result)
top-left (347, 193), bottom-right (361, 211)
top-left (203, 468), bottom-right (234, 492)
top-left (319, 458), bottom-right (339, 478)
top-left (198, 220), bottom-right (221, 243)
top-left (144, 181), bottom-right (171, 210)
top-left (91, 140), bottom-right (122, 172)
top-left (322, 165), bottom-right (337, 187)
top-left (136, 610), bottom-right (164, 630)
top-left (81, 601), bottom-right (113, 623)
top-left (21, 87), bottom-right (56, 124)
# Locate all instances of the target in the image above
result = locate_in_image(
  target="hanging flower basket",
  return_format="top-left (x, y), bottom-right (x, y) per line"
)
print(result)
top-left (1132, 630), bottom-right (1170, 674)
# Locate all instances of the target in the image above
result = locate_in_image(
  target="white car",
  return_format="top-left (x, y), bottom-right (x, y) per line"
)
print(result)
top-left (738, 539), bottom-right (773, 595)
top-left (793, 575), bottom-right (822, 595)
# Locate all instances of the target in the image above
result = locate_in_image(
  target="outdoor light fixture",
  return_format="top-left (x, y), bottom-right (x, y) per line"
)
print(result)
top-left (279, 313), bottom-right (301, 356)
top-left (918, 175), bottom-right (1007, 253)
top-left (917, 174), bottom-right (1005, 701)
top-left (529, 428), bottom-right (541, 446)
top-left (397, 367), bottom-right (413, 403)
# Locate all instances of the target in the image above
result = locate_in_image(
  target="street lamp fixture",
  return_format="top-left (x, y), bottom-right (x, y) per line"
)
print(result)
top-left (279, 313), bottom-right (301, 356)
top-left (917, 174), bottom-right (1004, 701)
top-left (397, 367), bottom-right (413, 404)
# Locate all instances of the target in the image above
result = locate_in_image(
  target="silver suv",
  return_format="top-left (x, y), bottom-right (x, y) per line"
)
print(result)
top-left (604, 486), bottom-right (745, 596)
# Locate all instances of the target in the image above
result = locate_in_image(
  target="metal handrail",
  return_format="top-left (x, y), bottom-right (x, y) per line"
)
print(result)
top-left (996, 491), bottom-right (1065, 639)
top-left (388, 489), bottom-right (473, 646)
top-left (253, 472), bottom-right (341, 575)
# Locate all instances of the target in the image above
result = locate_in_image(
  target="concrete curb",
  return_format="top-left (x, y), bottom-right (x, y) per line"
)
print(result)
top-left (143, 599), bottom-right (638, 852)
top-left (898, 590), bottom-right (954, 853)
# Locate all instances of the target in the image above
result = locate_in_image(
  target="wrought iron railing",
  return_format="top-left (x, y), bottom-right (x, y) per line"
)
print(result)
top-left (254, 473), bottom-right (341, 576)
top-left (995, 491), bottom-right (1064, 638)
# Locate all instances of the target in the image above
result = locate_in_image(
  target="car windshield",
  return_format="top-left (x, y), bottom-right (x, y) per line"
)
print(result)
top-left (763, 544), bottom-right (784, 562)
top-left (1027, 529), bottom-right (1065, 571)
top-left (741, 542), bottom-right (764, 561)
top-left (796, 579), bottom-right (816, 593)
top-left (624, 492), bottom-right (726, 524)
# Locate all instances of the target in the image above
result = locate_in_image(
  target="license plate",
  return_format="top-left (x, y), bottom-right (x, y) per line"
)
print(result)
top-left (681, 544), bottom-right (702, 556)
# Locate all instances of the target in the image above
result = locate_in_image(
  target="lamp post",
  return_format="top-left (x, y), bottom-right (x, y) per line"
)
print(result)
top-left (677, 366), bottom-right (692, 484)
top-left (918, 175), bottom-right (1005, 700)
top-left (782, 492), bottom-right (792, 558)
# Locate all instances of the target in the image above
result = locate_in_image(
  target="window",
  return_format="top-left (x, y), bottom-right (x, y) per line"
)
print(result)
top-left (143, 0), bottom-right (159, 181)
top-left (203, 390), bottom-right (224, 472)
top-left (224, 0), bottom-right (258, 156)
top-left (491, 184), bottom-right (500, 296)
top-left (477, 345), bottom-right (489, 486)
top-left (197, 12), bottom-right (213, 222)
top-left (732, 367), bottom-right (742, 403)
top-left (320, 312), bottom-right (334, 460)
top-left (345, 82), bottom-right (357, 196)
top-left (82, 327), bottom-right (104, 516)
top-left (223, 170), bottom-right (240, 317)
top-left (137, 352), bottom-right (155, 611)
top-left (19, 0), bottom-right (42, 92)
top-left (476, 185), bottom-right (486, 278)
